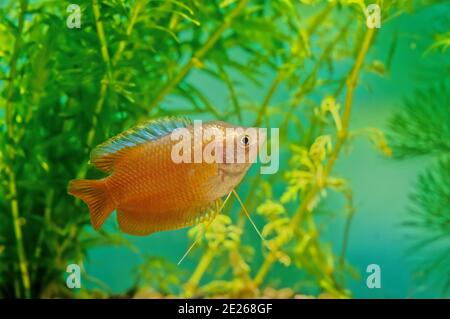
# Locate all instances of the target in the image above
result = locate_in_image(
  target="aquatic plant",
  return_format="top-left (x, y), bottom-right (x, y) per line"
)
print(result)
top-left (387, 6), bottom-right (449, 294)
top-left (388, 82), bottom-right (450, 296)
top-left (0, 0), bottom-right (443, 299)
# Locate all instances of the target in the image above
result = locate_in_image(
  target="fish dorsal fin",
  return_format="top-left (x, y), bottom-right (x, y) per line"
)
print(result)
top-left (90, 117), bottom-right (192, 173)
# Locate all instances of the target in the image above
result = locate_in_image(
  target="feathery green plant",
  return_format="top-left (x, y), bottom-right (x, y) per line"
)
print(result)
top-left (388, 82), bottom-right (450, 296)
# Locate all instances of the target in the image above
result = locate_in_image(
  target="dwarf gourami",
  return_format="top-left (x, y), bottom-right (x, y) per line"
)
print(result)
top-left (68, 117), bottom-right (265, 236)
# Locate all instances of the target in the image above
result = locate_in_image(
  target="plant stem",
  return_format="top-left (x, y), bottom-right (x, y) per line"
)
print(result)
top-left (254, 73), bottom-right (283, 126)
top-left (92, 0), bottom-right (113, 80)
top-left (218, 64), bottom-right (242, 121)
top-left (32, 189), bottom-right (54, 279)
top-left (184, 249), bottom-right (215, 297)
top-left (4, 0), bottom-right (31, 298)
top-left (112, 0), bottom-right (143, 66)
top-left (338, 192), bottom-right (355, 286)
top-left (253, 25), bottom-right (376, 287)
top-left (280, 17), bottom-right (353, 129)
top-left (254, 2), bottom-right (335, 126)
top-left (148, 0), bottom-right (249, 111)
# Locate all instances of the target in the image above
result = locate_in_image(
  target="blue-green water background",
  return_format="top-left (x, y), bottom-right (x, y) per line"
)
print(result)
top-left (84, 5), bottom-right (449, 298)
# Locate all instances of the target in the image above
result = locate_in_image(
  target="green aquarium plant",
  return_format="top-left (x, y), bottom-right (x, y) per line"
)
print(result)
top-left (388, 83), bottom-right (450, 296)
top-left (387, 13), bottom-right (449, 296)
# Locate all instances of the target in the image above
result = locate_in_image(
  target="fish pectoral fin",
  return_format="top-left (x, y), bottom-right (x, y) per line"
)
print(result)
top-left (116, 201), bottom-right (219, 236)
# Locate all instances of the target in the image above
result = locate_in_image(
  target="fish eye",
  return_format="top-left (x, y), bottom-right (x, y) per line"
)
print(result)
top-left (240, 135), bottom-right (250, 146)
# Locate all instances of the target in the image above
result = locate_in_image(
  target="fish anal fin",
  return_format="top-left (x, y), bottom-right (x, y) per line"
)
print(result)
top-left (116, 201), bottom-right (219, 236)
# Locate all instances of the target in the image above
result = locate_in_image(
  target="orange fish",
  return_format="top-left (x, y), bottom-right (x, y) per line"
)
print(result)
top-left (68, 117), bottom-right (265, 236)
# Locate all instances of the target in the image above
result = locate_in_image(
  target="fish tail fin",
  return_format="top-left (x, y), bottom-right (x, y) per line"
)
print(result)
top-left (68, 179), bottom-right (114, 230)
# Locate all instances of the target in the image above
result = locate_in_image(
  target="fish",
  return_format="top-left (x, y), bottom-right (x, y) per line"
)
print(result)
top-left (68, 117), bottom-right (265, 236)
